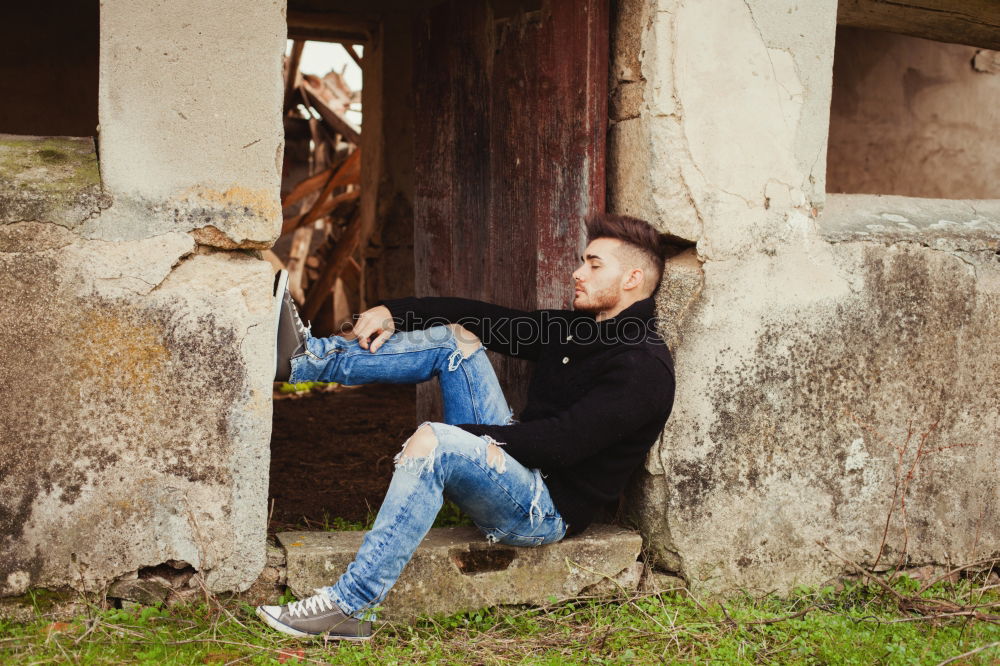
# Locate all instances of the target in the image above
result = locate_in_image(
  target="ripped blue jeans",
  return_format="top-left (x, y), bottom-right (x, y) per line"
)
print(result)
top-left (288, 325), bottom-right (567, 618)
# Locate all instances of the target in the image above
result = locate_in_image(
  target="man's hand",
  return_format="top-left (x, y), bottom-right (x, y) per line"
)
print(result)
top-left (353, 305), bottom-right (395, 352)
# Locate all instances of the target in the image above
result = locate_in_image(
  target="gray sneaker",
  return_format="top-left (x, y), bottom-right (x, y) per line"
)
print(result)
top-left (273, 270), bottom-right (309, 382)
top-left (256, 588), bottom-right (372, 640)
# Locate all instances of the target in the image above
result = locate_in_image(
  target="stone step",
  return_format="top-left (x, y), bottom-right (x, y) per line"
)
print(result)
top-left (277, 524), bottom-right (644, 621)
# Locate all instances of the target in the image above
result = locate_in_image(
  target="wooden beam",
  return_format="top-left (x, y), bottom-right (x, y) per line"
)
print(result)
top-left (286, 226), bottom-right (314, 304)
top-left (302, 211), bottom-right (363, 321)
top-left (284, 40), bottom-right (305, 114)
top-left (281, 189), bottom-right (360, 235)
top-left (338, 253), bottom-right (363, 323)
top-left (281, 149), bottom-right (361, 235)
top-left (286, 10), bottom-right (376, 43)
top-left (301, 84), bottom-right (362, 145)
top-left (286, 27), bottom-right (366, 44)
top-left (282, 165), bottom-right (334, 209)
top-left (838, 0), bottom-right (1000, 50)
top-left (343, 43), bottom-right (363, 68)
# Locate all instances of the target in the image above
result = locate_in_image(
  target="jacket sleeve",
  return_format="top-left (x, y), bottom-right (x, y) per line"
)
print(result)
top-left (456, 351), bottom-right (675, 469)
top-left (378, 296), bottom-right (547, 360)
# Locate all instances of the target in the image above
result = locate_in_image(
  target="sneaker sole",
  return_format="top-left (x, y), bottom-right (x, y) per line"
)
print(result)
top-left (273, 269), bottom-right (289, 335)
top-left (273, 269), bottom-right (290, 381)
top-left (255, 606), bottom-right (372, 642)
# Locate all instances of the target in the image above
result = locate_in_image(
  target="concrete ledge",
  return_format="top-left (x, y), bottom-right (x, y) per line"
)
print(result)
top-left (278, 525), bottom-right (643, 621)
top-left (820, 194), bottom-right (1000, 250)
top-left (0, 135), bottom-right (108, 226)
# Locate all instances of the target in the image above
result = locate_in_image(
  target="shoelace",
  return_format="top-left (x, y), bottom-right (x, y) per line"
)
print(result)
top-left (291, 301), bottom-right (310, 338)
top-left (287, 589), bottom-right (335, 618)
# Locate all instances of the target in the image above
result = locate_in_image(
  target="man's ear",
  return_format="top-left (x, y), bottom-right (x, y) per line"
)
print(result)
top-left (622, 267), bottom-right (644, 292)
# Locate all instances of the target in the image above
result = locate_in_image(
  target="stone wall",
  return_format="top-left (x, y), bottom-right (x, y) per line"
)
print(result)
top-left (611, 0), bottom-right (1000, 595)
top-left (0, 0), bottom-right (285, 596)
top-left (827, 27), bottom-right (1000, 199)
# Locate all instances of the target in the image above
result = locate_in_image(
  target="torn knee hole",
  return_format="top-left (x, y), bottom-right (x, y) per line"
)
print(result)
top-left (447, 323), bottom-right (482, 359)
top-left (399, 425), bottom-right (438, 460)
top-left (486, 443), bottom-right (506, 473)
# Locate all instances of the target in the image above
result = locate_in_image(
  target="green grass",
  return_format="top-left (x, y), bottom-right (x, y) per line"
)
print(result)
top-left (276, 381), bottom-right (337, 395)
top-left (1, 575), bottom-right (997, 665)
top-left (288, 501), bottom-right (474, 533)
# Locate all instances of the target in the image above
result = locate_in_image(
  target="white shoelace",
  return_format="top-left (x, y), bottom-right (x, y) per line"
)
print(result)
top-left (287, 589), bottom-right (336, 618)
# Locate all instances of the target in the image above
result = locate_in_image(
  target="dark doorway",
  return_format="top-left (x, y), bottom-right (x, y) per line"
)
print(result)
top-left (270, 0), bottom-right (609, 529)
top-left (0, 3), bottom-right (99, 137)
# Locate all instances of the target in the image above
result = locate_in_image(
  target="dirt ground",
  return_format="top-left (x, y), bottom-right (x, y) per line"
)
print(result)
top-left (267, 383), bottom-right (417, 531)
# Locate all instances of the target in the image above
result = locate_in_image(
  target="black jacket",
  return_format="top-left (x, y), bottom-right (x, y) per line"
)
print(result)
top-left (379, 295), bottom-right (675, 535)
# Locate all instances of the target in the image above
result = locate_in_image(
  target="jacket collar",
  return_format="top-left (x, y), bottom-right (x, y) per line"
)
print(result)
top-left (566, 296), bottom-right (661, 351)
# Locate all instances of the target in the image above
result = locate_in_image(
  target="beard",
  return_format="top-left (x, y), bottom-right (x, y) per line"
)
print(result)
top-left (573, 284), bottom-right (621, 316)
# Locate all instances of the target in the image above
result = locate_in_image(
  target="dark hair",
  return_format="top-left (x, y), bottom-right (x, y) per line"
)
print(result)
top-left (585, 213), bottom-right (666, 291)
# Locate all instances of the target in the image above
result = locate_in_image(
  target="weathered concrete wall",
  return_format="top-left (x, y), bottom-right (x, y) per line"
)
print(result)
top-left (97, 0), bottom-right (285, 248)
top-left (827, 28), bottom-right (1000, 199)
top-left (0, 0), bottom-right (284, 597)
top-left (611, 0), bottom-right (1000, 595)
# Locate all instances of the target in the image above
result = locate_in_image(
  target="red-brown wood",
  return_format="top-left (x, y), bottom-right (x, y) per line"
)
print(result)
top-left (414, 0), bottom-right (608, 416)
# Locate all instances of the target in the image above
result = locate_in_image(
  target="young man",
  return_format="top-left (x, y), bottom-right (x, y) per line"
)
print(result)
top-left (257, 214), bottom-right (676, 639)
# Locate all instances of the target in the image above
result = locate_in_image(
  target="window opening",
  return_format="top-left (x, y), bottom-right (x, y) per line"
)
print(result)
top-left (0, 3), bottom-right (99, 137)
top-left (826, 27), bottom-right (1000, 199)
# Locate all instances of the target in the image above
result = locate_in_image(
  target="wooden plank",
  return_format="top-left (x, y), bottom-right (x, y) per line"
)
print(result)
top-left (343, 43), bottom-right (363, 68)
top-left (282, 165), bottom-right (334, 209)
top-left (413, 0), bottom-right (608, 419)
top-left (533, 0), bottom-right (608, 306)
top-left (281, 189), bottom-right (360, 235)
top-left (287, 10), bottom-right (377, 43)
top-left (304, 73), bottom-right (352, 115)
top-left (838, 0), bottom-right (1000, 50)
top-left (283, 149), bottom-right (361, 234)
top-left (301, 84), bottom-right (362, 145)
top-left (284, 40), bottom-right (305, 113)
top-left (287, 27), bottom-right (369, 44)
top-left (285, 225), bottom-right (314, 304)
top-left (302, 211), bottom-right (363, 321)
top-left (336, 255), bottom-right (363, 330)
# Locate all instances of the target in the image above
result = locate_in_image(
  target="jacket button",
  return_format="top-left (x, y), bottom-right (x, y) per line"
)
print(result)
top-left (562, 356), bottom-right (569, 364)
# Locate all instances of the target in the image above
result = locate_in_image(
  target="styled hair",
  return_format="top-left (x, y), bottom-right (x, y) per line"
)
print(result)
top-left (585, 213), bottom-right (666, 293)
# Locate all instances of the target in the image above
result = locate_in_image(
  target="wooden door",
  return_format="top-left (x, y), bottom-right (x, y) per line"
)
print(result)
top-left (414, 0), bottom-right (608, 417)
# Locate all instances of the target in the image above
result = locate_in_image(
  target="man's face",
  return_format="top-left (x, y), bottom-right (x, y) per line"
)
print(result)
top-left (572, 238), bottom-right (627, 315)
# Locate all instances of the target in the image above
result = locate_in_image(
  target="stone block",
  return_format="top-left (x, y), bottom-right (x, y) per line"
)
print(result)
top-left (637, 239), bottom-right (1000, 596)
top-left (655, 249), bottom-right (704, 353)
top-left (581, 561), bottom-right (644, 597)
top-left (107, 579), bottom-right (173, 606)
top-left (97, 0), bottom-right (285, 246)
top-left (610, 82), bottom-right (645, 122)
top-left (266, 544), bottom-right (287, 568)
top-left (279, 525), bottom-right (643, 621)
top-left (0, 242), bottom-right (274, 596)
top-left (639, 570), bottom-right (687, 595)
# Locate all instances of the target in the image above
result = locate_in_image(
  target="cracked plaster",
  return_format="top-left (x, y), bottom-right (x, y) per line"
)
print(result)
top-left (613, 0), bottom-right (1000, 595)
top-left (97, 0), bottom-right (285, 248)
top-left (0, 242), bottom-right (274, 595)
top-left (0, 0), bottom-right (284, 597)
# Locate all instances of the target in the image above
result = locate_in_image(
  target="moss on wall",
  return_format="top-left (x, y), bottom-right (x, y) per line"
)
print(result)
top-left (0, 135), bottom-right (107, 226)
